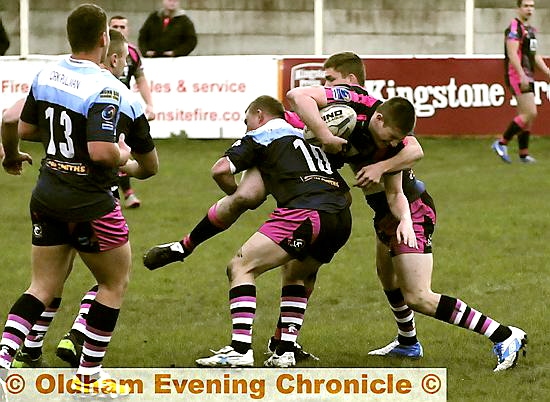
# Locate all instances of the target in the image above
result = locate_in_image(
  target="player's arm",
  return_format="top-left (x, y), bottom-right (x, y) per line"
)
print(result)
top-left (383, 172), bottom-right (417, 248)
top-left (506, 39), bottom-right (529, 88)
top-left (534, 54), bottom-right (550, 80)
top-left (355, 136), bottom-right (423, 187)
top-left (87, 89), bottom-right (130, 168)
top-left (286, 86), bottom-right (347, 153)
top-left (135, 74), bottom-right (155, 120)
top-left (2, 98), bottom-right (33, 175)
top-left (211, 156), bottom-right (237, 195)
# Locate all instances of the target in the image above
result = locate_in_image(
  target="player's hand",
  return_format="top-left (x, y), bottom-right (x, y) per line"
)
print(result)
top-left (355, 164), bottom-right (386, 188)
top-left (2, 152), bottom-right (33, 175)
top-left (321, 135), bottom-right (348, 154)
top-left (145, 104), bottom-right (155, 121)
top-left (519, 75), bottom-right (530, 91)
top-left (396, 219), bottom-right (418, 249)
top-left (118, 134), bottom-right (132, 167)
top-left (120, 159), bottom-right (139, 176)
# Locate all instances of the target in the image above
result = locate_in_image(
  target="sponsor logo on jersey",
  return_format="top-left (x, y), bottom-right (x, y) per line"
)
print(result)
top-left (45, 159), bottom-right (89, 175)
top-left (301, 174), bottom-right (340, 188)
top-left (331, 87), bottom-right (352, 102)
top-left (99, 88), bottom-right (120, 101)
top-left (102, 105), bottom-right (117, 121)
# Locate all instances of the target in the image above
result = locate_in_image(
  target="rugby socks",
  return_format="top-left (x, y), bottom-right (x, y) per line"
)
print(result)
top-left (0, 293), bottom-right (45, 369)
top-left (384, 288), bottom-right (418, 346)
top-left (500, 119), bottom-right (523, 143)
top-left (518, 131), bottom-right (531, 157)
top-left (434, 295), bottom-right (512, 343)
top-left (271, 286), bottom-right (312, 347)
top-left (71, 286), bottom-right (98, 337)
top-left (77, 300), bottom-right (119, 381)
top-left (22, 297), bottom-right (62, 359)
top-left (182, 203), bottom-right (231, 252)
top-left (276, 285), bottom-right (308, 355)
top-left (229, 284), bottom-right (256, 354)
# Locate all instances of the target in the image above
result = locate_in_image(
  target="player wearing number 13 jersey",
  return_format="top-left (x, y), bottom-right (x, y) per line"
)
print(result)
top-left (21, 56), bottom-right (124, 222)
top-left (0, 4), bottom-right (139, 396)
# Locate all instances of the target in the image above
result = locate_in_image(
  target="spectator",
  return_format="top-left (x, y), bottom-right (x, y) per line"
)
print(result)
top-left (138, 0), bottom-right (197, 57)
top-left (0, 17), bottom-right (9, 55)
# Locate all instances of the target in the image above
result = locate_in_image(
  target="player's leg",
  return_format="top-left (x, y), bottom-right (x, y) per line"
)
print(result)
top-left (196, 232), bottom-right (291, 368)
top-left (265, 207), bottom-right (351, 367)
top-left (264, 257), bottom-right (321, 368)
top-left (267, 267), bottom-right (318, 362)
top-left (119, 172), bottom-right (141, 208)
top-left (0, 244), bottom-right (73, 371)
top-left (55, 284), bottom-right (98, 368)
top-left (393, 252), bottom-right (526, 371)
top-left (515, 91), bottom-right (537, 162)
top-left (368, 237), bottom-right (422, 358)
top-left (143, 167), bottom-right (267, 270)
top-left (492, 81), bottom-right (536, 163)
top-left (12, 251), bottom-right (76, 368)
top-left (67, 205), bottom-right (131, 396)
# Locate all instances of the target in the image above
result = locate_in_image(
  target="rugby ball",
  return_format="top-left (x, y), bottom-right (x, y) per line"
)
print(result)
top-left (303, 104), bottom-right (357, 147)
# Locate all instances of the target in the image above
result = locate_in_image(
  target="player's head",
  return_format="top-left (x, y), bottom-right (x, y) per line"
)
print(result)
top-left (517, 0), bottom-right (534, 20)
top-left (369, 97), bottom-right (416, 148)
top-left (323, 52), bottom-right (366, 87)
top-left (105, 29), bottom-right (128, 78)
top-left (67, 4), bottom-right (108, 56)
top-left (244, 95), bottom-right (285, 132)
top-left (109, 15), bottom-right (129, 38)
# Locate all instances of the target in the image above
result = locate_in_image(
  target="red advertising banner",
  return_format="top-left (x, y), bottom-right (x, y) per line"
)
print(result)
top-left (281, 57), bottom-right (550, 136)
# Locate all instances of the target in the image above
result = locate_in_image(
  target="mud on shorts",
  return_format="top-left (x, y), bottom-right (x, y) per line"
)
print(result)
top-left (374, 192), bottom-right (436, 257)
top-left (258, 207), bottom-right (352, 263)
top-left (30, 201), bottom-right (129, 252)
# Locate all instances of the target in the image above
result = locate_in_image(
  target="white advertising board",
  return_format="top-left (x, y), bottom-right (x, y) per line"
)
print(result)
top-left (0, 55), bottom-right (280, 139)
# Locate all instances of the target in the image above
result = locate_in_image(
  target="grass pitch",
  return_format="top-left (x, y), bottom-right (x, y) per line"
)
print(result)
top-left (0, 136), bottom-right (549, 401)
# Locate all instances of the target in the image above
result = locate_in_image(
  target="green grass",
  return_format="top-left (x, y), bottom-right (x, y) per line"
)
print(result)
top-left (1, 137), bottom-right (549, 401)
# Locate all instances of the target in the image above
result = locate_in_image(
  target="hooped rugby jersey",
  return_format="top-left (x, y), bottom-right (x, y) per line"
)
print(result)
top-left (224, 118), bottom-right (350, 213)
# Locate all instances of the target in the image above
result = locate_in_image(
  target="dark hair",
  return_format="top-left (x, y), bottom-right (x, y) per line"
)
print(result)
top-left (323, 52), bottom-right (366, 84)
top-left (108, 29), bottom-right (127, 57)
top-left (376, 97), bottom-right (416, 135)
top-left (246, 95), bottom-right (285, 119)
top-left (67, 4), bottom-right (107, 53)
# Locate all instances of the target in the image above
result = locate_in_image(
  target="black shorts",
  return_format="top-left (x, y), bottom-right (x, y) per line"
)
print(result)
top-left (259, 207), bottom-right (352, 263)
top-left (30, 202), bottom-right (129, 253)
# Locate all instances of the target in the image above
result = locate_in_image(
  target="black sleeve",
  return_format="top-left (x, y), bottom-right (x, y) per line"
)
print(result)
top-left (20, 91), bottom-right (38, 125)
top-left (173, 16), bottom-right (197, 56)
top-left (125, 115), bottom-right (155, 154)
top-left (224, 136), bottom-right (264, 174)
top-left (0, 19), bottom-right (10, 56)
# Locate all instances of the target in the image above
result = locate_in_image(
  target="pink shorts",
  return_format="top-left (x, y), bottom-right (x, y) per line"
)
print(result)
top-left (259, 207), bottom-right (351, 263)
top-left (374, 193), bottom-right (436, 256)
top-left (31, 201), bottom-right (129, 252)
